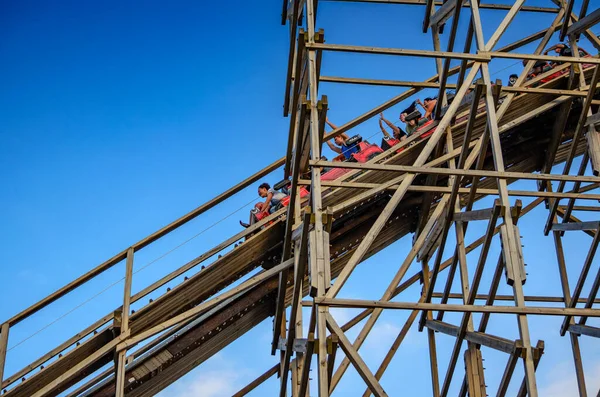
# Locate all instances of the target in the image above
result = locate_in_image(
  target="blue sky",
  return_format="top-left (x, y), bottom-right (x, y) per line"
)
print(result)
top-left (1, 0), bottom-right (600, 396)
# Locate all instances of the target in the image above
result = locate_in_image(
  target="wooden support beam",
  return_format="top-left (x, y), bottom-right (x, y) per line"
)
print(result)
top-left (429, 0), bottom-right (460, 28)
top-left (587, 124), bottom-right (600, 176)
top-left (551, 221), bottom-right (600, 232)
top-left (422, 0), bottom-right (435, 32)
top-left (432, 292), bottom-right (600, 304)
top-left (305, 42), bottom-right (491, 61)
top-left (560, 0), bottom-right (576, 40)
top-left (578, 255), bottom-right (600, 327)
top-left (516, 341), bottom-right (545, 397)
top-left (566, 8), bottom-right (600, 37)
top-left (315, 298), bottom-right (600, 317)
top-left (464, 346), bottom-right (486, 397)
top-left (283, 0), bottom-right (301, 117)
top-left (569, 323), bottom-right (600, 338)
top-left (297, 333), bottom-right (315, 397)
top-left (586, 112), bottom-right (600, 127)
top-left (327, 334), bottom-right (339, 389)
top-left (0, 323), bottom-right (8, 384)
top-left (232, 364), bottom-right (280, 397)
top-left (425, 320), bottom-right (516, 354)
top-left (278, 213), bottom-right (310, 396)
top-left (115, 247), bottom-right (134, 397)
top-left (327, 0), bottom-right (559, 13)
top-left (325, 313), bottom-right (388, 397)
top-left (432, 0), bottom-right (465, 120)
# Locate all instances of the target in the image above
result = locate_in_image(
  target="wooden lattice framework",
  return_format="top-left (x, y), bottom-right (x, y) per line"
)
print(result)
top-left (2, 1), bottom-right (600, 396)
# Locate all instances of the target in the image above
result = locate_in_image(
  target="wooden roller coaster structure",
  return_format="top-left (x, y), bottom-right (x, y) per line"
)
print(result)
top-left (2, 1), bottom-right (600, 396)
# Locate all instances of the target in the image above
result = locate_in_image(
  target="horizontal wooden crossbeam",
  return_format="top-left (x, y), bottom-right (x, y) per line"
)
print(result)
top-left (314, 298), bottom-right (600, 317)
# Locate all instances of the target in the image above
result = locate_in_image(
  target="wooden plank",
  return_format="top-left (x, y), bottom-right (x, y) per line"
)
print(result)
top-left (516, 341), bottom-right (545, 397)
top-left (297, 333), bottom-right (314, 397)
top-left (325, 313), bottom-right (388, 397)
top-left (453, 208), bottom-right (494, 222)
top-left (283, 0), bottom-right (300, 117)
top-left (551, 221), bottom-right (600, 232)
top-left (121, 248), bottom-right (134, 334)
top-left (320, 75), bottom-right (591, 97)
top-left (0, 323), bottom-right (8, 384)
top-left (464, 347), bottom-right (486, 397)
top-left (586, 112), bottom-right (600, 127)
top-left (306, 42), bottom-right (490, 61)
top-left (422, 0), bottom-right (435, 32)
top-left (489, 50), bottom-right (600, 65)
top-left (325, 0), bottom-right (559, 13)
top-left (566, 8), bottom-right (600, 37)
top-left (425, 320), bottom-right (515, 354)
top-left (115, 247), bottom-right (134, 397)
top-left (587, 125), bottom-right (600, 176)
top-left (316, 298), bottom-right (600, 317)
top-left (561, 0), bottom-right (576, 40)
top-left (327, 335), bottom-right (339, 389)
top-left (569, 323), bottom-right (600, 338)
top-left (429, 0), bottom-right (460, 27)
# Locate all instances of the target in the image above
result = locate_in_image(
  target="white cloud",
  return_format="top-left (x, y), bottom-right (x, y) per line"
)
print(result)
top-left (162, 369), bottom-right (239, 397)
top-left (539, 361), bottom-right (600, 397)
top-left (157, 354), bottom-right (245, 397)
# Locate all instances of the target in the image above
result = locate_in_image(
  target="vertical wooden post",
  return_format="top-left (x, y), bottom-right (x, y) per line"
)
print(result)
top-left (0, 323), bottom-right (9, 384)
top-left (463, 346), bottom-right (486, 397)
top-left (115, 247), bottom-right (134, 397)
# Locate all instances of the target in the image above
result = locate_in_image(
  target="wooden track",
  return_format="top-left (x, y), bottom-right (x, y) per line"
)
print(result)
top-left (2, 63), bottom-right (595, 397)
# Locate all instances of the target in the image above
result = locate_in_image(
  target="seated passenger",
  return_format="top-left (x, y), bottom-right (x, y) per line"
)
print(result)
top-left (508, 74), bottom-right (518, 87)
top-left (239, 182), bottom-right (287, 228)
top-left (325, 118), bottom-right (359, 160)
top-left (379, 112), bottom-right (407, 142)
top-left (416, 97), bottom-right (437, 120)
top-left (544, 43), bottom-right (586, 66)
top-left (404, 110), bottom-right (427, 136)
top-left (523, 60), bottom-right (548, 80)
top-left (399, 102), bottom-right (423, 135)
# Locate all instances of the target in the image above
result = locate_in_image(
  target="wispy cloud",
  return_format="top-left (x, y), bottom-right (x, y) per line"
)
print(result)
top-left (157, 353), bottom-right (246, 397)
top-left (539, 361), bottom-right (600, 397)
